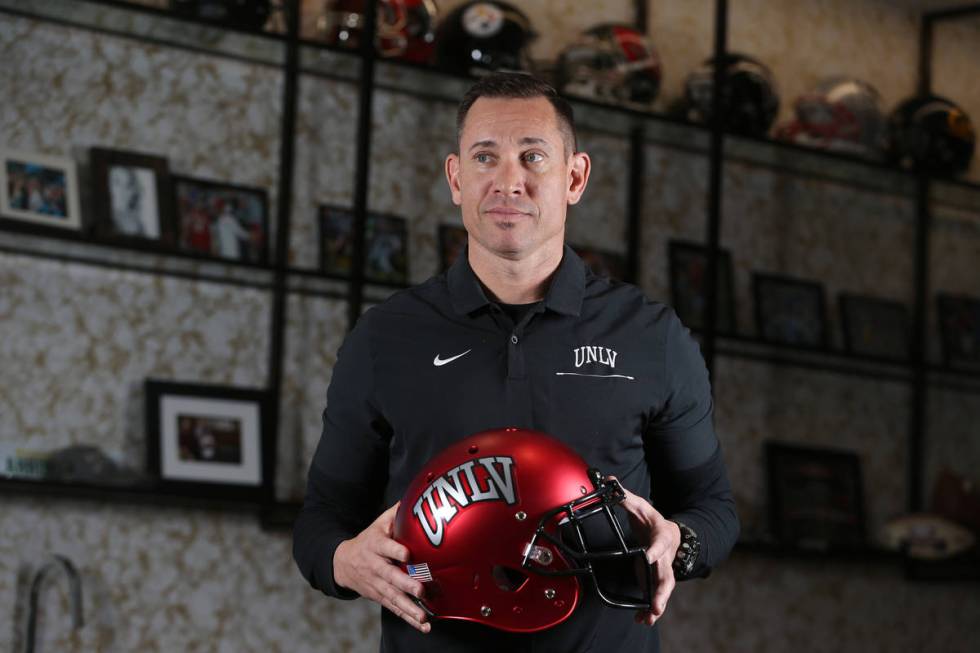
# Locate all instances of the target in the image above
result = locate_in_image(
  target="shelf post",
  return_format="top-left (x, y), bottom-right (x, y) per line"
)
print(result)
top-left (703, 0), bottom-right (729, 380)
top-left (265, 0), bottom-right (303, 504)
top-left (346, 0), bottom-right (380, 329)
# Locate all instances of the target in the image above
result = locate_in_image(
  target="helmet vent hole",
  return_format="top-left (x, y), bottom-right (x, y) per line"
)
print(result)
top-left (468, 445), bottom-right (479, 454)
top-left (491, 565), bottom-right (528, 592)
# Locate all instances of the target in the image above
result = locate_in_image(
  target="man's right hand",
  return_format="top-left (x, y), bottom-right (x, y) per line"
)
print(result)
top-left (333, 501), bottom-right (431, 634)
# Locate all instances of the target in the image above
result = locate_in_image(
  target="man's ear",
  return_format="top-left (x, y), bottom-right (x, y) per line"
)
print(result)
top-left (445, 153), bottom-right (462, 206)
top-left (566, 151), bottom-right (591, 206)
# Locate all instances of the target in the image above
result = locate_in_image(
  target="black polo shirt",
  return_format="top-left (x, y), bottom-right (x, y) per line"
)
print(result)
top-left (294, 243), bottom-right (739, 653)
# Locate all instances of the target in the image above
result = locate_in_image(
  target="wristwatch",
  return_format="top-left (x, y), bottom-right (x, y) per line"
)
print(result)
top-left (672, 521), bottom-right (701, 579)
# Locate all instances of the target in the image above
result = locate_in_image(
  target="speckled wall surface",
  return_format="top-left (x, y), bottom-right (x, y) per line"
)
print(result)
top-left (2, 1), bottom-right (980, 652)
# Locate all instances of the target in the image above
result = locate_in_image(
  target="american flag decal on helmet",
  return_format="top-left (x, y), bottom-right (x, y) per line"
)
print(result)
top-left (406, 563), bottom-right (433, 582)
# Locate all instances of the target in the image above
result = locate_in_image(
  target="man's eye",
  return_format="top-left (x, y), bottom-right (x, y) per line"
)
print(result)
top-left (524, 152), bottom-right (544, 163)
top-left (475, 153), bottom-right (493, 164)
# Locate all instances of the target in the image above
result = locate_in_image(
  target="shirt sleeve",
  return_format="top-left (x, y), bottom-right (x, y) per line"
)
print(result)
top-left (644, 307), bottom-right (740, 580)
top-left (292, 311), bottom-right (393, 599)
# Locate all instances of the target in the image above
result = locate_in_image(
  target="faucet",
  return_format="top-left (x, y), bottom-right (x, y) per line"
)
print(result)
top-left (25, 554), bottom-right (84, 653)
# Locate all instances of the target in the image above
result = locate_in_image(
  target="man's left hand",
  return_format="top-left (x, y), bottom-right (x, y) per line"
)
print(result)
top-left (615, 481), bottom-right (681, 627)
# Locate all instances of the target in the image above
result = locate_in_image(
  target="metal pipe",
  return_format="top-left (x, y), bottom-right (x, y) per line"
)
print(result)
top-left (26, 555), bottom-right (84, 653)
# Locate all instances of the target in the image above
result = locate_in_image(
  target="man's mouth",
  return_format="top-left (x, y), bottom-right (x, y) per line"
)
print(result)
top-left (485, 208), bottom-right (530, 216)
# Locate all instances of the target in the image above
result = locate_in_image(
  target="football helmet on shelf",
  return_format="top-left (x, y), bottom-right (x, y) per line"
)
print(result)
top-left (775, 77), bottom-right (887, 157)
top-left (888, 95), bottom-right (975, 177)
top-left (171, 0), bottom-right (272, 31)
top-left (392, 427), bottom-right (653, 633)
top-left (433, 1), bottom-right (535, 75)
top-left (316, 0), bottom-right (439, 63)
top-left (683, 53), bottom-right (779, 137)
top-left (556, 23), bottom-right (663, 110)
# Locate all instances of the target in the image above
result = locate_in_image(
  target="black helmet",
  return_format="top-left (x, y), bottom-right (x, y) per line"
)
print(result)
top-left (684, 53), bottom-right (779, 137)
top-left (434, 1), bottom-right (535, 75)
top-left (557, 23), bottom-right (662, 109)
top-left (888, 95), bottom-right (976, 177)
top-left (171, 0), bottom-right (271, 31)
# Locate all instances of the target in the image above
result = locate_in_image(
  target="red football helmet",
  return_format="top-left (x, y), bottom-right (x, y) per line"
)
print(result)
top-left (775, 77), bottom-right (887, 157)
top-left (393, 427), bottom-right (652, 633)
top-left (557, 23), bottom-right (663, 109)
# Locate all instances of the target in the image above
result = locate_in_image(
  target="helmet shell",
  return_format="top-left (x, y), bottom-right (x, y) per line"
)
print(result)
top-left (393, 427), bottom-right (593, 632)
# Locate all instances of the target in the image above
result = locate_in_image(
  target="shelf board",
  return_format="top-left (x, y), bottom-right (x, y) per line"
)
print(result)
top-left (0, 476), bottom-right (264, 514)
top-left (703, 331), bottom-right (915, 383)
top-left (734, 539), bottom-right (905, 565)
top-left (0, 0), bottom-right (289, 68)
top-left (0, 220), bottom-right (411, 300)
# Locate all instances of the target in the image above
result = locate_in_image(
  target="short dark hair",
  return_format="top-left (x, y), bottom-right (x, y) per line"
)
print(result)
top-left (456, 72), bottom-right (577, 156)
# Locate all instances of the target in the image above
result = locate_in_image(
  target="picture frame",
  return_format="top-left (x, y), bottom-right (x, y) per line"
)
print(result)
top-left (90, 147), bottom-right (175, 246)
top-left (570, 243), bottom-right (627, 281)
top-left (173, 175), bottom-right (270, 264)
top-left (0, 148), bottom-right (83, 232)
top-left (145, 379), bottom-right (273, 501)
top-left (937, 293), bottom-right (980, 372)
top-left (438, 223), bottom-right (467, 273)
top-left (753, 273), bottom-right (828, 349)
top-left (839, 293), bottom-right (910, 361)
top-left (318, 204), bottom-right (408, 284)
top-left (766, 441), bottom-right (866, 552)
top-left (668, 240), bottom-right (736, 334)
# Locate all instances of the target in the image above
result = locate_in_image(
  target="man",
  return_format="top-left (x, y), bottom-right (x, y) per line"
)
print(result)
top-left (293, 72), bottom-right (739, 652)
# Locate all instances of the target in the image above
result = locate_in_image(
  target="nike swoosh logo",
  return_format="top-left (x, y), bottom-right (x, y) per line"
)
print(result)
top-left (433, 349), bottom-right (472, 367)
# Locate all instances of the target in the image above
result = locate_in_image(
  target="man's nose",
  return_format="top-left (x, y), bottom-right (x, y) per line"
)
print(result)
top-left (493, 158), bottom-right (526, 195)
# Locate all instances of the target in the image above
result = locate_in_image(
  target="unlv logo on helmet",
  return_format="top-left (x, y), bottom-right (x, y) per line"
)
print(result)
top-left (412, 455), bottom-right (516, 546)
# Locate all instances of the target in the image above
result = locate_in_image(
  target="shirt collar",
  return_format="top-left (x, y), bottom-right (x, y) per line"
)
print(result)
top-left (447, 242), bottom-right (586, 317)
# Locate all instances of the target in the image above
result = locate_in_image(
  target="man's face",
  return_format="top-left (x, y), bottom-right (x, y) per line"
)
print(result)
top-left (445, 96), bottom-right (590, 261)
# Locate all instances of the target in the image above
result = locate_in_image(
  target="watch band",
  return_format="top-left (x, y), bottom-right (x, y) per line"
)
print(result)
top-left (672, 521), bottom-right (701, 579)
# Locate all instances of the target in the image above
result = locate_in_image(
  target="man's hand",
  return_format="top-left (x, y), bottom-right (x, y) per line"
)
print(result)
top-left (615, 481), bottom-right (682, 627)
top-left (333, 501), bottom-right (431, 634)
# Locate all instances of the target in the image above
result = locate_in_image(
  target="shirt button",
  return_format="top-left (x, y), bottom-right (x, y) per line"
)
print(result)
top-left (510, 334), bottom-right (519, 345)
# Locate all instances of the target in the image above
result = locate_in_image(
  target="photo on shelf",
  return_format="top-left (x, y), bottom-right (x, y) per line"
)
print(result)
top-left (90, 147), bottom-right (175, 246)
top-left (0, 148), bottom-right (83, 232)
top-left (318, 205), bottom-right (408, 284)
top-left (753, 273), bottom-right (828, 349)
top-left (438, 223), bottom-right (467, 273)
top-left (145, 379), bottom-right (272, 501)
top-left (839, 293), bottom-right (910, 361)
top-left (937, 293), bottom-right (980, 372)
top-left (766, 441), bottom-right (867, 552)
top-left (173, 175), bottom-right (270, 264)
top-left (669, 240), bottom-right (736, 334)
top-left (570, 243), bottom-right (627, 281)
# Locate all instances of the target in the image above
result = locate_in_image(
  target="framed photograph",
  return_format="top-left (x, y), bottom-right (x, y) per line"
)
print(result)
top-left (571, 243), bottom-right (627, 281)
top-left (753, 273), bottom-right (828, 348)
top-left (174, 175), bottom-right (270, 264)
top-left (145, 379), bottom-right (273, 500)
top-left (668, 240), bottom-right (736, 334)
top-left (937, 293), bottom-right (980, 372)
top-left (438, 223), bottom-right (467, 273)
top-left (0, 148), bottom-right (83, 231)
top-left (766, 441), bottom-right (866, 551)
top-left (839, 294), bottom-right (910, 361)
top-left (91, 147), bottom-right (175, 246)
top-left (319, 205), bottom-right (408, 284)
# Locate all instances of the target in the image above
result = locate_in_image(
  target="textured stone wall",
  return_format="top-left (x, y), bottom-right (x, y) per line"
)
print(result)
top-left (1, 1), bottom-right (978, 651)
